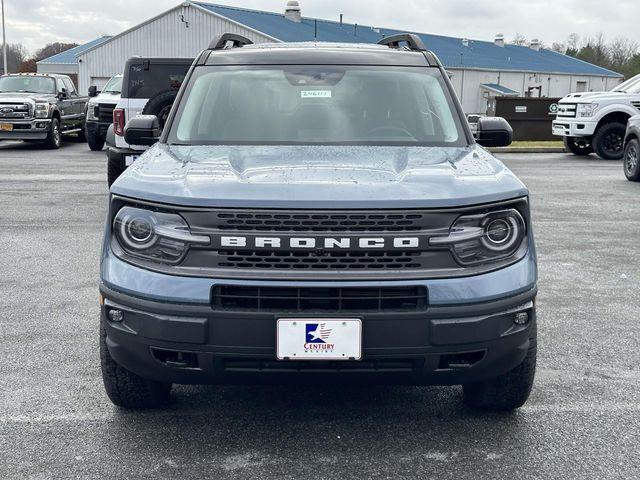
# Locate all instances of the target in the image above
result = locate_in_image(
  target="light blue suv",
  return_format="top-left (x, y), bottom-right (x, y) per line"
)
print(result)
top-left (99, 34), bottom-right (537, 411)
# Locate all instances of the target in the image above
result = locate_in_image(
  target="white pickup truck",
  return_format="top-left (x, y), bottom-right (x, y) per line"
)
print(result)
top-left (552, 74), bottom-right (640, 159)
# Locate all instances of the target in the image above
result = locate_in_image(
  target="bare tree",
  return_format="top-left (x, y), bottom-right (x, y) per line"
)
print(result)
top-left (609, 37), bottom-right (639, 72)
top-left (1, 43), bottom-right (27, 74)
top-left (551, 42), bottom-right (566, 54)
top-left (511, 33), bottom-right (528, 46)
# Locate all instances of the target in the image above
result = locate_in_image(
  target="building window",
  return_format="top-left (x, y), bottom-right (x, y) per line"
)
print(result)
top-left (576, 81), bottom-right (588, 92)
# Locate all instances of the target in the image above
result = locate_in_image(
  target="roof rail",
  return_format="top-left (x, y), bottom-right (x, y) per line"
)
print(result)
top-left (209, 33), bottom-right (254, 50)
top-left (378, 34), bottom-right (426, 52)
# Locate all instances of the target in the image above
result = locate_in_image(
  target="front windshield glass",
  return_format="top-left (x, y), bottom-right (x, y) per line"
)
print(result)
top-left (0, 76), bottom-right (56, 94)
top-left (613, 74), bottom-right (640, 93)
top-left (168, 65), bottom-right (467, 147)
top-left (103, 75), bottom-right (123, 94)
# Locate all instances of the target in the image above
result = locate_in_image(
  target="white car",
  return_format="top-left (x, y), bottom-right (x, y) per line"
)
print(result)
top-left (552, 74), bottom-right (640, 159)
top-left (85, 74), bottom-right (122, 151)
top-left (107, 57), bottom-right (192, 186)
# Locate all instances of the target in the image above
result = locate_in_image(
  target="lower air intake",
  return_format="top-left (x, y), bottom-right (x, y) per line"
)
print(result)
top-left (212, 285), bottom-right (428, 312)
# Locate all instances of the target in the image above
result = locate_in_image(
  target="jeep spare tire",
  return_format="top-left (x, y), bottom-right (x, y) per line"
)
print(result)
top-left (141, 90), bottom-right (178, 129)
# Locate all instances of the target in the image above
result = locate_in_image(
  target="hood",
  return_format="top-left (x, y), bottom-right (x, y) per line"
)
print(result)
top-left (561, 91), bottom-right (639, 103)
top-left (111, 144), bottom-right (528, 209)
top-left (90, 92), bottom-right (121, 104)
top-left (0, 92), bottom-right (56, 103)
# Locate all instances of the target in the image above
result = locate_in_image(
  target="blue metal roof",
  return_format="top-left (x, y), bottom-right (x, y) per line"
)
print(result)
top-left (195, 2), bottom-right (621, 77)
top-left (37, 36), bottom-right (112, 65)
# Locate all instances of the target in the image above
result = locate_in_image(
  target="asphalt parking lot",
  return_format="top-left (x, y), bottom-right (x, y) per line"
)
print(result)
top-left (1, 140), bottom-right (639, 479)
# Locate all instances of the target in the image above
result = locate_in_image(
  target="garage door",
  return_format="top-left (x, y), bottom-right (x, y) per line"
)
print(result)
top-left (90, 77), bottom-right (111, 90)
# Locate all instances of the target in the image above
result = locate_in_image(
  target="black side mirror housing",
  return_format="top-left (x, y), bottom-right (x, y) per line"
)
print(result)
top-left (58, 88), bottom-right (67, 100)
top-left (88, 86), bottom-right (99, 97)
top-left (476, 117), bottom-right (513, 148)
top-left (124, 115), bottom-right (161, 146)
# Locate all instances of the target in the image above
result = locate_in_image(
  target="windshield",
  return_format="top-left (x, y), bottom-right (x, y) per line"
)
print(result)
top-left (103, 75), bottom-right (123, 94)
top-left (612, 74), bottom-right (640, 93)
top-left (168, 65), bottom-right (467, 147)
top-left (0, 76), bottom-right (56, 94)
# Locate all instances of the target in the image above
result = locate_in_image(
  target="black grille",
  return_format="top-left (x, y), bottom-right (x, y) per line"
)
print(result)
top-left (217, 249), bottom-right (423, 270)
top-left (98, 103), bottom-right (115, 123)
top-left (212, 285), bottom-right (428, 312)
top-left (223, 358), bottom-right (417, 373)
top-left (556, 103), bottom-right (577, 118)
top-left (214, 212), bottom-right (425, 232)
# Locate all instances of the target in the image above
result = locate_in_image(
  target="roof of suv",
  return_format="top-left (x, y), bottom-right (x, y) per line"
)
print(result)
top-left (205, 41), bottom-right (438, 67)
top-left (1, 73), bottom-right (69, 79)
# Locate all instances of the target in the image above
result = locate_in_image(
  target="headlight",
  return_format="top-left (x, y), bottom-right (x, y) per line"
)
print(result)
top-left (430, 209), bottom-right (526, 265)
top-left (577, 103), bottom-right (599, 118)
top-left (34, 102), bottom-right (50, 119)
top-left (87, 103), bottom-right (99, 121)
top-left (113, 207), bottom-right (209, 264)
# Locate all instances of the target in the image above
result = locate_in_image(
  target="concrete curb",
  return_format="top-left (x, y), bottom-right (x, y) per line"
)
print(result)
top-left (490, 147), bottom-right (567, 154)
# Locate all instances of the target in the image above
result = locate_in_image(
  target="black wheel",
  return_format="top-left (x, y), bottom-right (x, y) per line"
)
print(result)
top-left (141, 89), bottom-right (178, 129)
top-left (100, 316), bottom-right (171, 409)
top-left (623, 138), bottom-right (640, 181)
top-left (563, 136), bottom-right (593, 156)
top-left (44, 118), bottom-right (62, 149)
top-left (463, 323), bottom-right (537, 411)
top-left (593, 122), bottom-right (626, 160)
top-left (87, 129), bottom-right (105, 151)
top-left (107, 150), bottom-right (126, 187)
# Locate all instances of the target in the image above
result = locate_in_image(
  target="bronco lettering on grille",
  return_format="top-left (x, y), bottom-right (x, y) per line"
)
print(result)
top-left (220, 236), bottom-right (421, 249)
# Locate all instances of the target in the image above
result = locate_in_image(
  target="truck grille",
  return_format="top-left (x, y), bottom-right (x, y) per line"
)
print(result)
top-left (632, 101), bottom-right (640, 111)
top-left (556, 103), bottom-right (576, 118)
top-left (0, 103), bottom-right (31, 119)
top-left (215, 211), bottom-right (424, 232)
top-left (212, 285), bottom-right (428, 312)
top-left (97, 103), bottom-right (115, 123)
top-left (217, 249), bottom-right (423, 270)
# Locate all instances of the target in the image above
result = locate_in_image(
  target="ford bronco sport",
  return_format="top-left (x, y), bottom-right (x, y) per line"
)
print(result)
top-left (100, 34), bottom-right (538, 411)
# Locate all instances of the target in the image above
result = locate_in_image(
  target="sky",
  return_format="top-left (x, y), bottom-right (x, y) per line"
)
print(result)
top-left (3, 0), bottom-right (639, 55)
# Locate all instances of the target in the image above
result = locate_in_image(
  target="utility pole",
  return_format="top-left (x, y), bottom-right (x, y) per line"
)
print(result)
top-left (1, 0), bottom-right (7, 75)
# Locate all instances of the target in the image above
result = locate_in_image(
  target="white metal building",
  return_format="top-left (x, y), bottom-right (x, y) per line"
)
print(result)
top-left (65, 1), bottom-right (623, 113)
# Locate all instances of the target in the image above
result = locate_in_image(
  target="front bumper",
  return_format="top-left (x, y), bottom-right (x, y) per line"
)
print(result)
top-left (86, 120), bottom-right (111, 139)
top-left (0, 118), bottom-right (51, 140)
top-left (101, 247), bottom-right (538, 386)
top-left (552, 119), bottom-right (598, 137)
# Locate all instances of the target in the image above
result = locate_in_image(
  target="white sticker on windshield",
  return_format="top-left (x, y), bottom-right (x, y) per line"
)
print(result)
top-left (301, 90), bottom-right (332, 99)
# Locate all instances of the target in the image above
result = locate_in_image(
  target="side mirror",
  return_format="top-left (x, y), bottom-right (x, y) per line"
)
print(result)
top-left (476, 117), bottom-right (513, 148)
top-left (124, 115), bottom-right (161, 146)
top-left (88, 86), bottom-right (99, 97)
top-left (58, 88), bottom-right (68, 100)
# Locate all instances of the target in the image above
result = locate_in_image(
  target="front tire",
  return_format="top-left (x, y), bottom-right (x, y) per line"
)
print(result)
top-left (107, 150), bottom-right (126, 187)
top-left (100, 317), bottom-right (172, 409)
top-left (463, 323), bottom-right (537, 411)
top-left (564, 136), bottom-right (593, 156)
top-left (44, 118), bottom-right (62, 149)
top-left (87, 128), bottom-right (105, 151)
top-left (623, 138), bottom-right (640, 181)
top-left (593, 122), bottom-right (626, 160)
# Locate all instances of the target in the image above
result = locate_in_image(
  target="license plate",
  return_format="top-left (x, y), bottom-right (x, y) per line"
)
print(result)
top-left (0, 123), bottom-right (13, 132)
top-left (277, 318), bottom-right (362, 361)
top-left (125, 155), bottom-right (139, 166)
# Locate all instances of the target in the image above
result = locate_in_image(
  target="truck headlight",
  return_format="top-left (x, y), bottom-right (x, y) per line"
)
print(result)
top-left (430, 209), bottom-right (526, 265)
top-left (87, 103), bottom-right (99, 121)
top-left (577, 103), bottom-right (599, 118)
top-left (113, 207), bottom-right (209, 264)
top-left (34, 102), bottom-right (50, 119)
